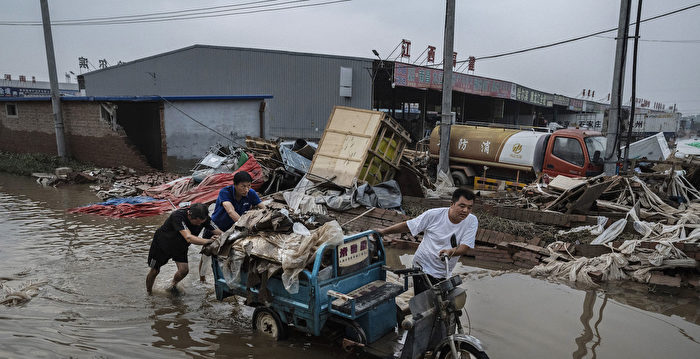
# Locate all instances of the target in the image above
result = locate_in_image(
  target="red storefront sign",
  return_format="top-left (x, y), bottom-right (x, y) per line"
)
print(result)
top-left (393, 63), bottom-right (515, 99)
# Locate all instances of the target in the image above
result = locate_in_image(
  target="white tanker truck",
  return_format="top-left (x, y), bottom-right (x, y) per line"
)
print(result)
top-left (428, 124), bottom-right (607, 189)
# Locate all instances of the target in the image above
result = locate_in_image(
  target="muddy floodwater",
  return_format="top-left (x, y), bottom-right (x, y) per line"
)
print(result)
top-left (0, 172), bottom-right (698, 358)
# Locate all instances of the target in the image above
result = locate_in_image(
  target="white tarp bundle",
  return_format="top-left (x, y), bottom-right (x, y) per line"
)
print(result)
top-left (530, 239), bottom-right (696, 287)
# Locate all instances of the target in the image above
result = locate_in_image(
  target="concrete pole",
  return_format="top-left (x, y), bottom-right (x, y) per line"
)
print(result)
top-left (438, 0), bottom-right (456, 175)
top-left (40, 0), bottom-right (67, 158)
top-left (604, 0), bottom-right (631, 175)
top-left (622, 0), bottom-right (643, 172)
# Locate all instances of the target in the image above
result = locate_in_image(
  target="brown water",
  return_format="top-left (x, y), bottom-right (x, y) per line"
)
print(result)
top-left (0, 173), bottom-right (698, 358)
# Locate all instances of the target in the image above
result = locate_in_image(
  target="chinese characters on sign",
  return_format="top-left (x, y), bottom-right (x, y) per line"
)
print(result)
top-left (458, 138), bottom-right (468, 150)
top-left (1, 87), bottom-right (52, 97)
top-left (78, 57), bottom-right (89, 69)
top-left (427, 46), bottom-right (436, 63)
top-left (515, 86), bottom-right (551, 107)
top-left (576, 117), bottom-right (603, 131)
top-left (393, 63), bottom-right (514, 99)
top-left (338, 238), bottom-right (369, 267)
top-left (480, 140), bottom-right (491, 154)
top-left (98, 59), bottom-right (108, 69)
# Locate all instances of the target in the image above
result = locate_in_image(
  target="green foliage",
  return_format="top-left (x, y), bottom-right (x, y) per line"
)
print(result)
top-left (0, 151), bottom-right (93, 176)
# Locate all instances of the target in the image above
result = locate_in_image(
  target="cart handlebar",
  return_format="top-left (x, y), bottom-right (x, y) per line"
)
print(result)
top-left (383, 265), bottom-right (423, 276)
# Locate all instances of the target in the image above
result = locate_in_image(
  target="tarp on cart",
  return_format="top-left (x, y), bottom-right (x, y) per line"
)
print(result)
top-left (215, 212), bottom-right (344, 294)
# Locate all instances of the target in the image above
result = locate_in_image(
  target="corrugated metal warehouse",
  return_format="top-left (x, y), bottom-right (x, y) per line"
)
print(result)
top-left (79, 45), bottom-right (373, 139)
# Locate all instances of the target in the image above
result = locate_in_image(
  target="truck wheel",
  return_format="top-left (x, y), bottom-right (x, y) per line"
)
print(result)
top-left (451, 171), bottom-right (469, 186)
top-left (252, 307), bottom-right (288, 340)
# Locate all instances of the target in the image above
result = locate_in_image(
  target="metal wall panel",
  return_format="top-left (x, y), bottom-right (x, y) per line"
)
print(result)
top-left (82, 46), bottom-right (373, 139)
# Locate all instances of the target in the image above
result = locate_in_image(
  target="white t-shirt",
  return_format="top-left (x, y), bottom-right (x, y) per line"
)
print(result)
top-left (406, 208), bottom-right (478, 278)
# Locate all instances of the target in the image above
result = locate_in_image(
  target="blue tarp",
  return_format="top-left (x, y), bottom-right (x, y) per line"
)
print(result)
top-left (96, 196), bottom-right (162, 206)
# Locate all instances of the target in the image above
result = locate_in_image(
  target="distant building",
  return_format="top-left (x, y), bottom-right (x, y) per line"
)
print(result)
top-left (1, 77), bottom-right (79, 97)
top-left (79, 45), bottom-right (372, 140)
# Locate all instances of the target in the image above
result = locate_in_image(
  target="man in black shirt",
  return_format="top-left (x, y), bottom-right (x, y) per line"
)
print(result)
top-left (146, 203), bottom-right (222, 293)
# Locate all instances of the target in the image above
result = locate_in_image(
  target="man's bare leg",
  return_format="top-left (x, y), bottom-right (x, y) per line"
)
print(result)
top-left (171, 262), bottom-right (189, 289)
top-left (146, 268), bottom-right (159, 294)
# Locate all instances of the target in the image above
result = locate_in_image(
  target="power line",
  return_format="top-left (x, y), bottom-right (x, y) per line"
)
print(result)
top-left (61, 0), bottom-right (314, 25)
top-left (460, 2), bottom-right (700, 62)
top-left (0, 0), bottom-right (351, 26)
top-left (594, 35), bottom-right (700, 43)
top-left (4, 0), bottom-right (286, 24)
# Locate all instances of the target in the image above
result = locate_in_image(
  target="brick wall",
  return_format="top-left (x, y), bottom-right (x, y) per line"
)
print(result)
top-left (0, 100), bottom-right (152, 170)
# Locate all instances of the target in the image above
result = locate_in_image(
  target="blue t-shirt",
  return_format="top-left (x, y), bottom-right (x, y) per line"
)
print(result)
top-left (211, 186), bottom-right (261, 231)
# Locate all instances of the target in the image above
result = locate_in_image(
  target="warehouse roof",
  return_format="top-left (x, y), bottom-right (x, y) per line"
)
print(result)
top-left (0, 94), bottom-right (273, 102)
top-left (80, 44), bottom-right (373, 76)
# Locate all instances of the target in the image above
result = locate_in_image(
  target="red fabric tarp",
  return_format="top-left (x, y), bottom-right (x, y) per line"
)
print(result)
top-left (68, 154), bottom-right (264, 218)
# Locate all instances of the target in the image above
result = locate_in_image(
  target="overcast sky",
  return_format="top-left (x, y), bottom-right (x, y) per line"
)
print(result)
top-left (2, 0), bottom-right (699, 114)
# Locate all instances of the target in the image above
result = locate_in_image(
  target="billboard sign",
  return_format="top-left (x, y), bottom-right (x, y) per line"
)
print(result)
top-left (393, 63), bottom-right (515, 99)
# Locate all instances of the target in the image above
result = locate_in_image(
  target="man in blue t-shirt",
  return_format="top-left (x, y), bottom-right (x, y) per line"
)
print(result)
top-left (199, 170), bottom-right (266, 281)
top-left (210, 170), bottom-right (265, 232)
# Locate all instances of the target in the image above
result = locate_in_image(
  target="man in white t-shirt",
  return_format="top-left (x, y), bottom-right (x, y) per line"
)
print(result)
top-left (376, 188), bottom-right (477, 294)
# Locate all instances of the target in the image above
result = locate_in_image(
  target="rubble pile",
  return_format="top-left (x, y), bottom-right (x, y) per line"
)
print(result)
top-left (90, 169), bottom-right (182, 200)
top-left (245, 136), bottom-right (315, 195)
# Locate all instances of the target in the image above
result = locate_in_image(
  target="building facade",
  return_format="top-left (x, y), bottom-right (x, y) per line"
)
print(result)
top-left (79, 45), bottom-right (373, 140)
top-left (0, 95), bottom-right (271, 171)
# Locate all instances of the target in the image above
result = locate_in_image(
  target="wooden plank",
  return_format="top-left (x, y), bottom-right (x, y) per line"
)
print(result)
top-left (323, 128), bottom-right (373, 138)
top-left (567, 180), bottom-right (613, 214)
top-left (547, 175), bottom-right (587, 192)
top-left (314, 153), bottom-right (364, 162)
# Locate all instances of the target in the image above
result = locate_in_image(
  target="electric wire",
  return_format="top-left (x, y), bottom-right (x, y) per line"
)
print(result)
top-left (594, 35), bottom-right (700, 43)
top-left (0, 0), bottom-right (351, 26)
top-left (456, 2), bottom-right (700, 63)
top-left (5, 0), bottom-right (287, 24)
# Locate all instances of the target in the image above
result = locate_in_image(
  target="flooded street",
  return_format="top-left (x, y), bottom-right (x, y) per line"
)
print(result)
top-left (0, 172), bottom-right (698, 358)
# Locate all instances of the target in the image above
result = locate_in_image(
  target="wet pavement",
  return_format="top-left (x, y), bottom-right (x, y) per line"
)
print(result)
top-left (0, 172), bottom-right (698, 358)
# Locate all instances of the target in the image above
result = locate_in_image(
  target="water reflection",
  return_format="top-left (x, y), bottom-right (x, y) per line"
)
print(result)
top-left (573, 291), bottom-right (608, 359)
top-left (151, 303), bottom-right (204, 351)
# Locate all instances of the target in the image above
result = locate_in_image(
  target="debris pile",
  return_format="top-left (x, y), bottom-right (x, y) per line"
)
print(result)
top-left (245, 136), bottom-right (317, 195)
top-left (531, 239), bottom-right (698, 288)
top-left (91, 170), bottom-right (182, 200)
top-left (68, 155), bottom-right (263, 218)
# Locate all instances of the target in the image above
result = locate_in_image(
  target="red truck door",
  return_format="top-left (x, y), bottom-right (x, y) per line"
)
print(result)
top-left (543, 135), bottom-right (586, 177)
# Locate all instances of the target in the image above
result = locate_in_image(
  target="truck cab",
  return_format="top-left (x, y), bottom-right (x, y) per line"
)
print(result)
top-left (541, 129), bottom-right (605, 178)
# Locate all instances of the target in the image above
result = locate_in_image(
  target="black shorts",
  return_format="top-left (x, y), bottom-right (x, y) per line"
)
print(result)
top-left (413, 273), bottom-right (443, 295)
top-left (147, 235), bottom-right (188, 270)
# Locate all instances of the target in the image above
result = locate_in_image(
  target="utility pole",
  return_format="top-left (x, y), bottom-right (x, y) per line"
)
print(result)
top-left (604, 0), bottom-right (632, 175)
top-left (438, 0), bottom-right (456, 175)
top-left (623, 0), bottom-right (643, 172)
top-left (40, 0), bottom-right (67, 158)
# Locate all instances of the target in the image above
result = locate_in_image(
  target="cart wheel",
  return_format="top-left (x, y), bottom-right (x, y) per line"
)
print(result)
top-left (340, 319), bottom-right (366, 351)
top-left (252, 307), bottom-right (288, 340)
top-left (435, 340), bottom-right (489, 359)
